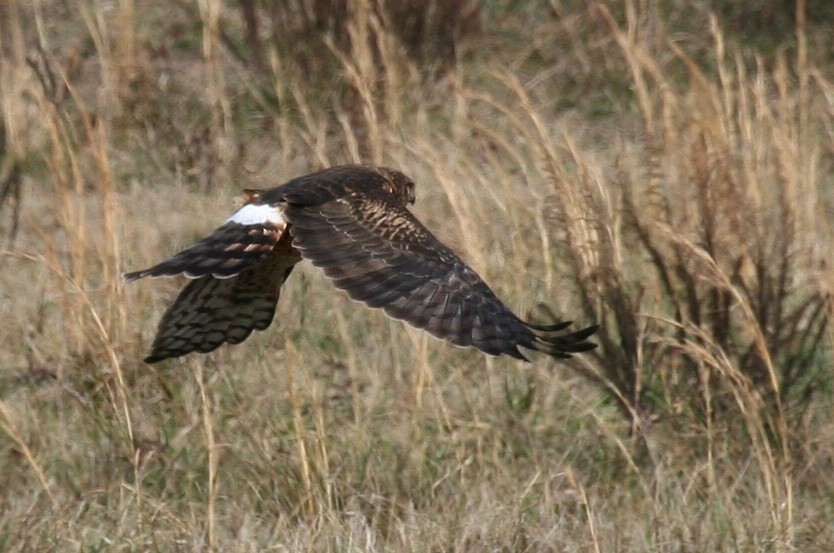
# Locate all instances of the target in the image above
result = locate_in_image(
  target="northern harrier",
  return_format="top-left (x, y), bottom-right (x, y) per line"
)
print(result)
top-left (125, 165), bottom-right (597, 363)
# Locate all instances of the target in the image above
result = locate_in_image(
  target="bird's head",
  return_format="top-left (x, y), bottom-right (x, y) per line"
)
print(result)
top-left (378, 167), bottom-right (416, 207)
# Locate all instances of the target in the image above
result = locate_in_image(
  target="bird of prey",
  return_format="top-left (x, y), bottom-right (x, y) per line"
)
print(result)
top-left (125, 165), bottom-right (597, 363)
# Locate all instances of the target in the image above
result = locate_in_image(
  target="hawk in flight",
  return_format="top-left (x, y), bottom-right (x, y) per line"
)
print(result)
top-left (125, 165), bottom-right (597, 363)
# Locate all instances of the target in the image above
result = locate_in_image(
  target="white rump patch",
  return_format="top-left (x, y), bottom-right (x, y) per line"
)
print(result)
top-left (226, 203), bottom-right (285, 226)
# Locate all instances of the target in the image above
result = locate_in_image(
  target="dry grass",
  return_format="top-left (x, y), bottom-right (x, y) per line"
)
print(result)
top-left (1, 0), bottom-right (833, 551)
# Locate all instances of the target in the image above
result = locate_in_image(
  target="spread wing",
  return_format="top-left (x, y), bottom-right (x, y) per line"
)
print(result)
top-left (284, 195), bottom-right (597, 360)
top-left (125, 203), bottom-right (301, 363)
top-left (124, 203), bottom-right (287, 281)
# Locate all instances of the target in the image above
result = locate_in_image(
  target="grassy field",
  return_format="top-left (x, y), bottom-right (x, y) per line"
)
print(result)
top-left (1, 1), bottom-right (833, 551)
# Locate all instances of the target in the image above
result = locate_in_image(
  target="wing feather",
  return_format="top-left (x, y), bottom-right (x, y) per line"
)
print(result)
top-left (284, 195), bottom-right (596, 360)
top-left (141, 242), bottom-right (300, 363)
top-left (125, 202), bottom-right (301, 363)
top-left (124, 204), bottom-right (287, 281)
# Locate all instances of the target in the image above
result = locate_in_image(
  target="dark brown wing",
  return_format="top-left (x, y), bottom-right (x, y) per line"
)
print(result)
top-left (283, 195), bottom-right (596, 360)
top-left (140, 243), bottom-right (299, 363)
top-left (124, 218), bottom-right (284, 282)
top-left (125, 203), bottom-right (301, 362)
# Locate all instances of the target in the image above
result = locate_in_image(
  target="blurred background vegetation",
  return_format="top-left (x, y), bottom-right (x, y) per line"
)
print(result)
top-left (1, 0), bottom-right (832, 551)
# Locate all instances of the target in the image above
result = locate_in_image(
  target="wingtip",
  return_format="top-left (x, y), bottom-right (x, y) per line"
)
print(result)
top-left (569, 323), bottom-right (599, 342)
top-left (526, 320), bottom-right (573, 332)
top-left (507, 347), bottom-right (531, 362)
top-left (143, 352), bottom-right (167, 364)
top-left (527, 320), bottom-right (599, 359)
top-left (123, 270), bottom-right (145, 283)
